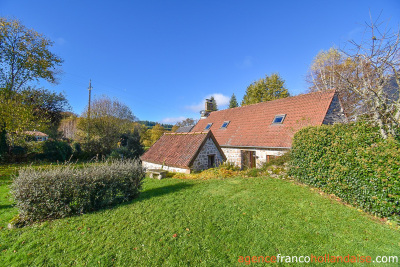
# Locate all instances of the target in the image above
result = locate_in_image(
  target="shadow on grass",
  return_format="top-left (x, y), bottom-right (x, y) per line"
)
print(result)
top-left (136, 182), bottom-right (193, 202)
top-left (88, 182), bottom-right (194, 212)
top-left (6, 182), bottom-right (194, 226)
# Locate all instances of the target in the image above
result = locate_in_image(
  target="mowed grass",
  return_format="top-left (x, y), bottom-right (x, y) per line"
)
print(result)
top-left (0, 166), bottom-right (399, 266)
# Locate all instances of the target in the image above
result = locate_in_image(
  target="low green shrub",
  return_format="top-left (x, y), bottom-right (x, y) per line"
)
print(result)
top-left (41, 140), bottom-right (73, 161)
top-left (289, 122), bottom-right (400, 219)
top-left (9, 146), bottom-right (27, 162)
top-left (11, 159), bottom-right (145, 224)
top-left (173, 163), bottom-right (240, 179)
top-left (72, 142), bottom-right (82, 158)
top-left (242, 168), bottom-right (261, 177)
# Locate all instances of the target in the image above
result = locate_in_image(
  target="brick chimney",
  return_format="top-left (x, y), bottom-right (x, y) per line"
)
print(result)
top-left (205, 99), bottom-right (213, 112)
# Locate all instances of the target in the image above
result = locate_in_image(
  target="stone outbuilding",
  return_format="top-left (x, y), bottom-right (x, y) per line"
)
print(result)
top-left (141, 131), bottom-right (226, 174)
top-left (191, 90), bottom-right (347, 169)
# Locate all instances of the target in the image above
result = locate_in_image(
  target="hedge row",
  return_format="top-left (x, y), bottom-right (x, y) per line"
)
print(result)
top-left (289, 122), bottom-right (400, 219)
top-left (11, 159), bottom-right (145, 224)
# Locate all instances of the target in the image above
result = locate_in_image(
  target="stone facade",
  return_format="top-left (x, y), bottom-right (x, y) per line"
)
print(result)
top-left (322, 94), bottom-right (347, 125)
top-left (191, 137), bottom-right (225, 171)
top-left (221, 147), bottom-right (242, 166)
top-left (142, 161), bottom-right (191, 174)
top-left (222, 147), bottom-right (288, 169)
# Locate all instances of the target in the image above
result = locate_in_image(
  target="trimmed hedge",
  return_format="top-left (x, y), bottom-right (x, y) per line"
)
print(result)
top-left (289, 122), bottom-right (400, 219)
top-left (11, 159), bottom-right (145, 224)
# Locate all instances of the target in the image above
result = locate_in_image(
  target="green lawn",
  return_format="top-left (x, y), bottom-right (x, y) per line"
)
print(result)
top-left (0, 166), bottom-right (399, 266)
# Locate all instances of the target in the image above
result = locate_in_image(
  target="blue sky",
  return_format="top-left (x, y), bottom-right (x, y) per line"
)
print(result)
top-left (1, 0), bottom-right (400, 124)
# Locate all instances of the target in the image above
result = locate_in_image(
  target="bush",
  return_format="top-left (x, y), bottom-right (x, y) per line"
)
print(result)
top-left (0, 128), bottom-right (8, 162)
top-left (289, 122), bottom-right (400, 219)
top-left (41, 140), bottom-right (73, 161)
top-left (72, 142), bottom-right (82, 158)
top-left (9, 146), bottom-right (27, 162)
top-left (11, 159), bottom-right (145, 224)
top-left (173, 163), bottom-right (241, 179)
top-left (24, 140), bottom-right (73, 162)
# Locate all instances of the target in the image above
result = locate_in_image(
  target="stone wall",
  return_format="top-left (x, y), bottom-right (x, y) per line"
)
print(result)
top-left (222, 147), bottom-right (288, 169)
top-left (221, 147), bottom-right (242, 166)
top-left (142, 161), bottom-right (190, 174)
top-left (191, 137), bottom-right (225, 171)
top-left (322, 94), bottom-right (347, 125)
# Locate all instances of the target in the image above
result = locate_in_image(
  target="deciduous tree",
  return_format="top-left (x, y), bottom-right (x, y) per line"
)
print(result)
top-left (306, 47), bottom-right (362, 116)
top-left (241, 73), bottom-right (289, 106)
top-left (141, 124), bottom-right (165, 147)
top-left (0, 17), bottom-right (64, 149)
top-left (176, 118), bottom-right (196, 127)
top-left (22, 87), bottom-right (70, 137)
top-left (77, 96), bottom-right (137, 155)
top-left (340, 16), bottom-right (400, 139)
top-left (0, 17), bottom-right (63, 95)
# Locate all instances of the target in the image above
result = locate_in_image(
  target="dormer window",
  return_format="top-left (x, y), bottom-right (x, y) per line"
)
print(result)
top-left (272, 114), bottom-right (286, 124)
top-left (204, 123), bottom-right (213, 130)
top-left (220, 121), bottom-right (230, 129)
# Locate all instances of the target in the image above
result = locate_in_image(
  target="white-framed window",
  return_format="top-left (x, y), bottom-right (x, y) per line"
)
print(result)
top-left (204, 123), bottom-right (213, 130)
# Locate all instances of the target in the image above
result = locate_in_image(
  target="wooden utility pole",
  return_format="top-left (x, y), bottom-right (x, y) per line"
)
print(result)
top-left (87, 79), bottom-right (93, 140)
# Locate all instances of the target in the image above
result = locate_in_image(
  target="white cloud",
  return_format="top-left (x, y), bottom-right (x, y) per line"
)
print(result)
top-left (160, 116), bottom-right (186, 124)
top-left (186, 93), bottom-right (230, 112)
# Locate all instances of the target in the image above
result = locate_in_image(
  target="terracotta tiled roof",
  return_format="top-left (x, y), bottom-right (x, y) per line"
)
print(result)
top-left (141, 131), bottom-right (224, 169)
top-left (24, 131), bottom-right (48, 137)
top-left (191, 90), bottom-right (337, 148)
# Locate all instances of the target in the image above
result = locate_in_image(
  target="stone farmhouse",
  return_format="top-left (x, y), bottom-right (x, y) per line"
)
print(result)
top-left (141, 89), bottom-right (346, 172)
top-left (141, 131), bottom-right (226, 173)
top-left (191, 90), bottom-right (346, 168)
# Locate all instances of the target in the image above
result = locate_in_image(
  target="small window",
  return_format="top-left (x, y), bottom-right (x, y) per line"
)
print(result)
top-left (204, 123), bottom-right (213, 130)
top-left (220, 121), bottom-right (230, 129)
top-left (272, 114), bottom-right (286, 124)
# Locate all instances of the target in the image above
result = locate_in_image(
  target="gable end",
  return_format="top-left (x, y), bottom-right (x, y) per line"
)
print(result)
top-left (322, 93), bottom-right (347, 125)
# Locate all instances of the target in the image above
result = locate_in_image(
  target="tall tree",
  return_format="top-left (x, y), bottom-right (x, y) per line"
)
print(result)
top-left (21, 87), bottom-right (70, 137)
top-left (241, 73), bottom-right (289, 106)
top-left (229, 93), bottom-right (239, 108)
top-left (0, 17), bottom-right (63, 95)
top-left (0, 17), bottom-right (63, 148)
top-left (118, 126), bottom-right (144, 158)
top-left (0, 92), bottom-right (45, 147)
top-left (77, 96), bottom-right (137, 155)
top-left (141, 124), bottom-right (165, 147)
top-left (176, 118), bottom-right (196, 127)
top-left (308, 16), bottom-right (400, 139)
top-left (306, 47), bottom-right (362, 116)
top-left (338, 16), bottom-right (400, 139)
top-left (210, 96), bottom-right (218, 111)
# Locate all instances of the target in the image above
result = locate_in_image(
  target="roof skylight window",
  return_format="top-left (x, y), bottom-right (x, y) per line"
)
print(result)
top-left (204, 123), bottom-right (213, 130)
top-left (220, 121), bottom-right (230, 129)
top-left (272, 114), bottom-right (286, 124)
